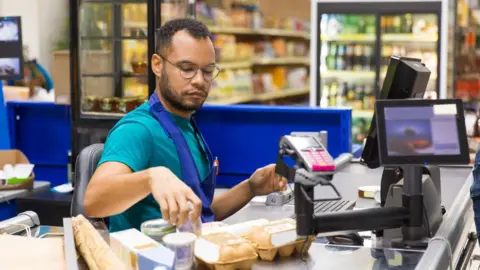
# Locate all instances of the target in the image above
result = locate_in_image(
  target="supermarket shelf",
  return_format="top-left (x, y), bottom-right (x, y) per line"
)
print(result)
top-left (219, 61), bottom-right (252, 69)
top-left (253, 57), bottom-right (310, 65)
top-left (123, 21), bottom-right (147, 29)
top-left (323, 70), bottom-right (375, 79)
top-left (382, 33), bottom-right (437, 42)
top-left (82, 111), bottom-right (126, 118)
top-left (206, 87), bottom-right (310, 105)
top-left (206, 95), bottom-right (254, 105)
top-left (321, 34), bottom-right (375, 42)
top-left (209, 26), bottom-right (310, 39)
top-left (255, 87), bottom-right (310, 101)
top-left (321, 33), bottom-right (437, 42)
top-left (219, 57), bottom-right (310, 69)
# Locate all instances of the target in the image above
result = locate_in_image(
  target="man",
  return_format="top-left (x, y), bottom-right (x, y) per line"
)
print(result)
top-left (84, 18), bottom-right (287, 232)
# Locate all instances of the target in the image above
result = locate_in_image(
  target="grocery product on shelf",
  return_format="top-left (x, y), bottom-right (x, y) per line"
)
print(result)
top-left (321, 81), bottom-right (375, 110)
top-left (200, 1), bottom-right (310, 105)
top-left (79, 0), bottom-right (312, 113)
top-left (381, 13), bottom-right (437, 35)
top-left (326, 43), bottom-right (375, 71)
top-left (321, 14), bottom-right (376, 36)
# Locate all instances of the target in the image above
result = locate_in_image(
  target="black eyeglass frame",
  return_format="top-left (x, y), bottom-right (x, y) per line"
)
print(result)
top-left (158, 54), bottom-right (221, 82)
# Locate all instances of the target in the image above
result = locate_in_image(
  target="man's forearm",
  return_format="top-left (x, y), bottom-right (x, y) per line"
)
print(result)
top-left (84, 169), bottom-right (151, 218)
top-left (211, 179), bottom-right (254, 221)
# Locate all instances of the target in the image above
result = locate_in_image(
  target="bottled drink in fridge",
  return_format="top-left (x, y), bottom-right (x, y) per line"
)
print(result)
top-left (402, 13), bottom-right (413, 33)
top-left (392, 15), bottom-right (401, 33)
top-left (363, 45), bottom-right (372, 71)
top-left (336, 45), bottom-right (346, 70)
top-left (345, 44), bottom-right (354, 70)
top-left (353, 44), bottom-right (363, 71)
top-left (326, 43), bottom-right (337, 70)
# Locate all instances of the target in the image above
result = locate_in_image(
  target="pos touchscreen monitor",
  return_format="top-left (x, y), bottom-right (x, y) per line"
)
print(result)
top-left (0, 16), bottom-right (24, 80)
top-left (375, 99), bottom-right (470, 166)
top-left (360, 56), bottom-right (431, 168)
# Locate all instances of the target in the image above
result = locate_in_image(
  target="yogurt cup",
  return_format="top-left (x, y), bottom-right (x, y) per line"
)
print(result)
top-left (163, 232), bottom-right (197, 270)
top-left (141, 219), bottom-right (176, 244)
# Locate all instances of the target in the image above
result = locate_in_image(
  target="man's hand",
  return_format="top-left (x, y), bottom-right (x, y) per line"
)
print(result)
top-left (148, 167), bottom-right (202, 227)
top-left (248, 164), bottom-right (288, 196)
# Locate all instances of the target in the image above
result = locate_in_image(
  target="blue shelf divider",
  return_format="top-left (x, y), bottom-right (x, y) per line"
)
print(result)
top-left (5, 102), bottom-right (352, 188)
top-left (196, 104), bottom-right (352, 187)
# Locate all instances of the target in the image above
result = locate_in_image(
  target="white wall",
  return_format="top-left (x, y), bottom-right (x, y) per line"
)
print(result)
top-left (0, 0), bottom-right (69, 73)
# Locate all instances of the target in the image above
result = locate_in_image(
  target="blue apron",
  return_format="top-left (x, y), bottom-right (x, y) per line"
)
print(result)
top-left (148, 93), bottom-right (216, 222)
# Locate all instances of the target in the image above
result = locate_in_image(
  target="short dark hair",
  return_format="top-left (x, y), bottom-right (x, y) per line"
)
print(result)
top-left (155, 18), bottom-right (211, 55)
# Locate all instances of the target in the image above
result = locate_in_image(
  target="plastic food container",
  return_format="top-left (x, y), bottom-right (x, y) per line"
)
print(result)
top-left (177, 211), bottom-right (202, 236)
top-left (194, 231), bottom-right (258, 270)
top-left (200, 221), bottom-right (228, 235)
top-left (141, 219), bottom-right (176, 244)
top-left (163, 232), bottom-right (197, 270)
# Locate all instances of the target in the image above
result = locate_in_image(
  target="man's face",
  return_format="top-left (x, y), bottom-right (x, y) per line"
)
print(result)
top-left (151, 30), bottom-right (216, 113)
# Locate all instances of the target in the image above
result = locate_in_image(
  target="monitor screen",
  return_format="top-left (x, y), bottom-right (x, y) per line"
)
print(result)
top-left (0, 16), bottom-right (24, 80)
top-left (375, 99), bottom-right (469, 165)
top-left (360, 56), bottom-right (430, 169)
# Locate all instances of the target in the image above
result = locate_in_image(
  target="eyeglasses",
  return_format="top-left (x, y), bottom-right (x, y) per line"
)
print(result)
top-left (159, 54), bottom-right (221, 82)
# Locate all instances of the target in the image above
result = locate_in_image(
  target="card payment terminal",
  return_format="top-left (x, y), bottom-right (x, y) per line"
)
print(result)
top-left (266, 133), bottom-right (340, 206)
top-left (282, 135), bottom-right (336, 172)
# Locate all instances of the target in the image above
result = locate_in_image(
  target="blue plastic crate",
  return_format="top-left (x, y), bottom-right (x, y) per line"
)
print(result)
top-left (7, 101), bottom-right (70, 186)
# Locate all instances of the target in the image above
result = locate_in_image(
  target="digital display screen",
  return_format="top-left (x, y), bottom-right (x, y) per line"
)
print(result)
top-left (0, 17), bottom-right (23, 80)
top-left (384, 104), bottom-right (460, 156)
top-left (0, 18), bottom-right (19, 41)
top-left (290, 136), bottom-right (320, 150)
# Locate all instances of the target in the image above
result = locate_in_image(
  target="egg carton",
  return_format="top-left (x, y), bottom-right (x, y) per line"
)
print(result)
top-left (255, 236), bottom-right (315, 261)
top-left (196, 255), bottom-right (258, 270)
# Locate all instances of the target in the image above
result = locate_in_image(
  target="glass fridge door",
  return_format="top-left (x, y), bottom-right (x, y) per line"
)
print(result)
top-left (78, 0), bottom-right (189, 118)
top-left (319, 13), bottom-right (378, 144)
top-left (379, 13), bottom-right (439, 98)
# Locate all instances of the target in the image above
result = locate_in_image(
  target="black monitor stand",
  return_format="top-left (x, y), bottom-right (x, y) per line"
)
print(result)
top-left (294, 164), bottom-right (440, 248)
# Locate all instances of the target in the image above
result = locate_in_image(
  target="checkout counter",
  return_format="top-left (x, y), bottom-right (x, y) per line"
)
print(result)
top-left (3, 161), bottom-right (474, 270)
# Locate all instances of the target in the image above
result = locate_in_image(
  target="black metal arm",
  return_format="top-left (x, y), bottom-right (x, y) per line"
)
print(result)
top-left (275, 136), bottom-right (424, 239)
top-left (293, 166), bottom-right (424, 238)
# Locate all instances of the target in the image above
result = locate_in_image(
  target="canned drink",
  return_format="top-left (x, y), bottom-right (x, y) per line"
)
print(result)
top-left (141, 219), bottom-right (176, 244)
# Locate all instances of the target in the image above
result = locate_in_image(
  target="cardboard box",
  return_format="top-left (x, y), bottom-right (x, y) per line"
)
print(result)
top-left (2, 86), bottom-right (30, 103)
top-left (110, 229), bottom-right (174, 270)
top-left (0, 150), bottom-right (34, 190)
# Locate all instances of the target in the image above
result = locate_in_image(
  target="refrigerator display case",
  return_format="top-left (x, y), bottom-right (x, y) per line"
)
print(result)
top-left (69, 0), bottom-right (190, 165)
top-left (310, 0), bottom-right (448, 144)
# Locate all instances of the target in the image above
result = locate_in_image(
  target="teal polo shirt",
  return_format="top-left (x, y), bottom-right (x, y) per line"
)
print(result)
top-left (97, 102), bottom-right (210, 232)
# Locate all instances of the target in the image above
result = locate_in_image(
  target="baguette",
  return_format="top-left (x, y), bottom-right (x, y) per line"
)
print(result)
top-left (72, 215), bottom-right (128, 270)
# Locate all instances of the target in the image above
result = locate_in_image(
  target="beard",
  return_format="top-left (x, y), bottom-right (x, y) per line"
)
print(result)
top-left (159, 69), bottom-right (207, 113)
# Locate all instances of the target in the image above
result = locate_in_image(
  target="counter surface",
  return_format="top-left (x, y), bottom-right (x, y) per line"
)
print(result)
top-left (28, 164), bottom-right (474, 270)
top-left (32, 225), bottom-right (424, 270)
top-left (222, 163), bottom-right (472, 225)
top-left (0, 181), bottom-right (50, 203)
